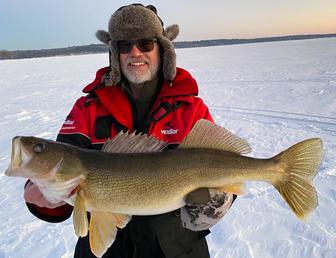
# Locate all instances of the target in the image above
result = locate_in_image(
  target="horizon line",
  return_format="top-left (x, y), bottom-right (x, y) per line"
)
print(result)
top-left (1, 32), bottom-right (336, 52)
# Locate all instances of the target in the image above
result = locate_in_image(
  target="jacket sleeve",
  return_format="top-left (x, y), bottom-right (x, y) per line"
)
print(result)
top-left (181, 98), bottom-right (237, 231)
top-left (192, 98), bottom-right (214, 124)
top-left (56, 96), bottom-right (91, 148)
top-left (25, 97), bottom-right (91, 223)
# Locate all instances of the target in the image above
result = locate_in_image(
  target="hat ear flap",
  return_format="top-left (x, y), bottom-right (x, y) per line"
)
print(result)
top-left (163, 24), bottom-right (179, 41)
top-left (95, 30), bottom-right (111, 45)
top-left (105, 41), bottom-right (121, 86)
top-left (158, 36), bottom-right (177, 82)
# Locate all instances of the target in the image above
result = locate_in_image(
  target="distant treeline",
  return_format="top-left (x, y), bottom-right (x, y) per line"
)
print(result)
top-left (1, 33), bottom-right (336, 60)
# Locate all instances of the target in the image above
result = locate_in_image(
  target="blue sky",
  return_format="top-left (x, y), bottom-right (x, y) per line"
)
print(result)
top-left (1, 0), bottom-right (335, 50)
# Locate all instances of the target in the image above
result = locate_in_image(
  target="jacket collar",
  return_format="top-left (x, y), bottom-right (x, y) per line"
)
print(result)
top-left (82, 67), bottom-right (199, 130)
top-left (82, 67), bottom-right (199, 98)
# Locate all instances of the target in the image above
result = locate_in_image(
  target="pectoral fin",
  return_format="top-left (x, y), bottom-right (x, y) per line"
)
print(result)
top-left (73, 191), bottom-right (88, 237)
top-left (89, 212), bottom-right (132, 258)
top-left (215, 183), bottom-right (246, 195)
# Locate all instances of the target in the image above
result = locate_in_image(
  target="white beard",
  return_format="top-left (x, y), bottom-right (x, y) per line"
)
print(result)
top-left (121, 57), bottom-right (161, 84)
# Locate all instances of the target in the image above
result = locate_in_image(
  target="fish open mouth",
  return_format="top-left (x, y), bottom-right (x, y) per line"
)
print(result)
top-left (5, 136), bottom-right (31, 177)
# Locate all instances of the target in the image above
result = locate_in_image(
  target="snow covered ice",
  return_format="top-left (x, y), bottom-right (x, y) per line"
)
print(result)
top-left (0, 38), bottom-right (335, 258)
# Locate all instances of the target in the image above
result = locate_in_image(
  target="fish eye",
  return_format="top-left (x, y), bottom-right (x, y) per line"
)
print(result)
top-left (33, 142), bottom-right (46, 153)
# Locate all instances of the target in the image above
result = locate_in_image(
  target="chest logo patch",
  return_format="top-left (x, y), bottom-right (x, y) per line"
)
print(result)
top-left (161, 122), bottom-right (179, 135)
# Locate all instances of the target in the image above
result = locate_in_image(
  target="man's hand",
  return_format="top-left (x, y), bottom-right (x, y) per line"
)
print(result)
top-left (24, 180), bottom-right (67, 209)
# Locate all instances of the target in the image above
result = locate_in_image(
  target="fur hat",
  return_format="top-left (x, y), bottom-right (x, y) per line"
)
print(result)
top-left (96, 4), bottom-right (179, 86)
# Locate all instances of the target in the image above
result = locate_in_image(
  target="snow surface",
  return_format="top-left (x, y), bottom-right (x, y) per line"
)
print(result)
top-left (0, 38), bottom-right (335, 258)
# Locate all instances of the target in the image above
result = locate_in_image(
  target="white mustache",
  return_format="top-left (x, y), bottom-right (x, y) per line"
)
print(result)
top-left (127, 58), bottom-right (149, 65)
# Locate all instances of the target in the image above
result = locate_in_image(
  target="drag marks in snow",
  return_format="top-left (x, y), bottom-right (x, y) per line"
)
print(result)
top-left (210, 106), bottom-right (336, 136)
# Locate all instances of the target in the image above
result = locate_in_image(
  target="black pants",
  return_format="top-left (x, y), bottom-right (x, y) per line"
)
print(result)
top-left (74, 212), bottom-right (210, 258)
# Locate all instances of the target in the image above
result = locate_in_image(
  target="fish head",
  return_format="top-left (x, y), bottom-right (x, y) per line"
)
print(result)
top-left (5, 136), bottom-right (71, 180)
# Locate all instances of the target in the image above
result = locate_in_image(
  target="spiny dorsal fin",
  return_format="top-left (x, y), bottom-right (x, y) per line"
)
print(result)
top-left (102, 131), bottom-right (168, 153)
top-left (180, 119), bottom-right (251, 154)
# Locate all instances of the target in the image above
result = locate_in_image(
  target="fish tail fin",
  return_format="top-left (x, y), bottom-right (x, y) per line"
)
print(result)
top-left (273, 138), bottom-right (323, 220)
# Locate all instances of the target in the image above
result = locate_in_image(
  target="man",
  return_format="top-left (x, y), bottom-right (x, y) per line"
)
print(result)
top-left (24, 4), bottom-right (235, 258)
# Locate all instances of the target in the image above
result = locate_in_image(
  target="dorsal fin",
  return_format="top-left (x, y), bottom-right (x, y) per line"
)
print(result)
top-left (180, 119), bottom-right (251, 154)
top-left (102, 131), bottom-right (168, 153)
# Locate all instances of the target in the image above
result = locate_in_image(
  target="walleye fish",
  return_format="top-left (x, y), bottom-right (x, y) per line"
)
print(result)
top-left (6, 119), bottom-right (323, 257)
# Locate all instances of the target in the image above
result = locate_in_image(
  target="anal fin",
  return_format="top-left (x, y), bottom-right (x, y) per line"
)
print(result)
top-left (216, 183), bottom-right (246, 195)
top-left (110, 213), bottom-right (132, 228)
top-left (89, 212), bottom-right (132, 258)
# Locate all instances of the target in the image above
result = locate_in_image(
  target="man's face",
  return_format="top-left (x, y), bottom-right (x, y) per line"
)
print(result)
top-left (119, 41), bottom-right (161, 84)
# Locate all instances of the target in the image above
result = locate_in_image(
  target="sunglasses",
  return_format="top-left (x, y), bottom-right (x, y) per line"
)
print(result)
top-left (116, 38), bottom-right (158, 54)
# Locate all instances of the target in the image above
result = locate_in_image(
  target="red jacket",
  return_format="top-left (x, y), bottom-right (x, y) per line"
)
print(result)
top-left (27, 66), bottom-right (214, 221)
top-left (59, 66), bottom-right (213, 145)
